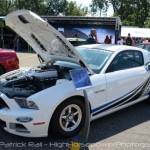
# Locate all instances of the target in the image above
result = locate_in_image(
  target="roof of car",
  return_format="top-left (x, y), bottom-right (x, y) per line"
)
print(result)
top-left (77, 44), bottom-right (144, 52)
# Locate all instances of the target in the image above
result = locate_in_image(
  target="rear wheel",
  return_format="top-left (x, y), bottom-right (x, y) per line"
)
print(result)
top-left (50, 98), bottom-right (85, 137)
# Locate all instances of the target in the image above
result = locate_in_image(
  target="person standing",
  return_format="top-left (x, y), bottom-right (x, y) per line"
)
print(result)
top-left (109, 35), bottom-right (112, 44)
top-left (13, 34), bottom-right (20, 51)
top-left (104, 35), bottom-right (110, 44)
top-left (117, 37), bottom-right (123, 45)
top-left (125, 33), bottom-right (133, 46)
top-left (86, 29), bottom-right (98, 44)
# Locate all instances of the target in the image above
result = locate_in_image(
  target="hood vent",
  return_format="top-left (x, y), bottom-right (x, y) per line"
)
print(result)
top-left (31, 33), bottom-right (47, 51)
top-left (18, 15), bottom-right (29, 24)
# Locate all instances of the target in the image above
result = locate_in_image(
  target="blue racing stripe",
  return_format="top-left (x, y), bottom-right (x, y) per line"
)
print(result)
top-left (91, 83), bottom-right (144, 114)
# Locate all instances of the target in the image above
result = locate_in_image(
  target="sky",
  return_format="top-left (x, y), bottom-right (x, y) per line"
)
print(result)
top-left (73, 0), bottom-right (92, 7)
top-left (68, 0), bottom-right (114, 17)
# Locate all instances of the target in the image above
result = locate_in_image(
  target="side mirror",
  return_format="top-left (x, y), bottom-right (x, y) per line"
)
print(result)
top-left (145, 62), bottom-right (150, 71)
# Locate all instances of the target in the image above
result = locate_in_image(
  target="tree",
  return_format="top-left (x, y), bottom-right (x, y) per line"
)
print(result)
top-left (109, 0), bottom-right (150, 27)
top-left (90, 0), bottom-right (109, 16)
top-left (0, 0), bottom-right (15, 15)
top-left (14, 0), bottom-right (46, 15)
top-left (0, 0), bottom-right (88, 16)
top-left (92, 0), bottom-right (150, 27)
top-left (65, 1), bottom-right (88, 16)
top-left (0, 0), bottom-right (46, 15)
top-left (145, 17), bottom-right (150, 28)
top-left (43, 0), bottom-right (68, 15)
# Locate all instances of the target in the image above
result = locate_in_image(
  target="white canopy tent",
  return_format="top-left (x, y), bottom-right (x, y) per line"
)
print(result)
top-left (121, 26), bottom-right (150, 38)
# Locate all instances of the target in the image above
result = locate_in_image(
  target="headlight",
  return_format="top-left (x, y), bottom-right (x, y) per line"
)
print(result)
top-left (14, 97), bottom-right (39, 110)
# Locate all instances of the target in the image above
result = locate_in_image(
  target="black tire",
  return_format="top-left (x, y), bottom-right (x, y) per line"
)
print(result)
top-left (49, 98), bottom-right (85, 137)
top-left (0, 66), bottom-right (5, 75)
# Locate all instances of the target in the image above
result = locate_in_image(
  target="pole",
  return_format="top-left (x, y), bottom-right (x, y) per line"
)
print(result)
top-left (2, 40), bottom-right (4, 48)
top-left (28, 44), bottom-right (32, 52)
top-left (68, 89), bottom-right (91, 150)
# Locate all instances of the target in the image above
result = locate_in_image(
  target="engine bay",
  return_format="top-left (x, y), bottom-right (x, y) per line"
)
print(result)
top-left (0, 62), bottom-right (81, 98)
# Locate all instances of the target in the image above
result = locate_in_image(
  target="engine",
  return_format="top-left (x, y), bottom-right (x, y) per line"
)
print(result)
top-left (0, 63), bottom-right (78, 98)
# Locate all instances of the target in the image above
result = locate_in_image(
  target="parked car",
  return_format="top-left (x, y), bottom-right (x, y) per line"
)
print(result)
top-left (67, 38), bottom-right (87, 46)
top-left (0, 48), bottom-right (19, 75)
top-left (0, 10), bottom-right (150, 138)
top-left (135, 42), bottom-right (150, 51)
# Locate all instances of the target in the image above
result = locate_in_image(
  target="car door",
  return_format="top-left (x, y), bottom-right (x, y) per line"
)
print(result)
top-left (89, 74), bottom-right (107, 112)
top-left (104, 50), bottom-right (149, 109)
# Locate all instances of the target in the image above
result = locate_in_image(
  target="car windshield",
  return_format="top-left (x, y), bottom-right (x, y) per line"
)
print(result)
top-left (77, 47), bottom-right (113, 73)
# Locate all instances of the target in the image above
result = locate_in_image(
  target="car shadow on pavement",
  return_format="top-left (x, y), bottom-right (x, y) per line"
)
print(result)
top-left (86, 100), bottom-right (150, 149)
top-left (0, 101), bottom-right (150, 150)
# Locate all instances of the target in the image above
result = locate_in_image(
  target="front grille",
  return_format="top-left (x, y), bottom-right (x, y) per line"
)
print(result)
top-left (0, 119), bottom-right (6, 128)
top-left (0, 98), bottom-right (9, 109)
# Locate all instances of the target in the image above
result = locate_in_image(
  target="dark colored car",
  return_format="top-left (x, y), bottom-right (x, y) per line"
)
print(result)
top-left (67, 38), bottom-right (87, 46)
top-left (135, 42), bottom-right (150, 52)
top-left (0, 48), bottom-right (19, 75)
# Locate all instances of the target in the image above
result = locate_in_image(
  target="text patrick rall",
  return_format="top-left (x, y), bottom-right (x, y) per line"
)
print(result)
top-left (0, 142), bottom-right (43, 148)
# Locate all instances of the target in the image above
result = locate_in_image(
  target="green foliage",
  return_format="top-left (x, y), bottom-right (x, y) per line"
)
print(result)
top-left (90, 0), bottom-right (109, 16)
top-left (92, 0), bottom-right (150, 27)
top-left (42, 0), bottom-right (68, 15)
top-left (145, 17), bottom-right (150, 28)
top-left (0, 0), bottom-right (15, 15)
top-left (14, 0), bottom-right (46, 15)
top-left (65, 1), bottom-right (88, 16)
top-left (0, 0), bottom-right (88, 16)
top-left (0, 21), bottom-right (4, 28)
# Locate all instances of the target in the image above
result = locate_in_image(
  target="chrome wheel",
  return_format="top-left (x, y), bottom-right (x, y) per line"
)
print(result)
top-left (59, 104), bottom-right (82, 132)
top-left (50, 98), bottom-right (85, 137)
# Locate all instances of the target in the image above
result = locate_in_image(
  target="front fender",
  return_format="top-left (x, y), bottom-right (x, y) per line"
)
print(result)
top-left (27, 80), bottom-right (84, 126)
top-left (27, 79), bottom-right (94, 136)
top-left (28, 80), bottom-right (83, 109)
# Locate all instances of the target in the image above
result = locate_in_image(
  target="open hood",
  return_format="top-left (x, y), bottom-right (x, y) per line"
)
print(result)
top-left (5, 10), bottom-right (93, 74)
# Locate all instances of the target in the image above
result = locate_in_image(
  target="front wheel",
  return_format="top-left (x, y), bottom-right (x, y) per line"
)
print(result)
top-left (50, 98), bottom-right (85, 137)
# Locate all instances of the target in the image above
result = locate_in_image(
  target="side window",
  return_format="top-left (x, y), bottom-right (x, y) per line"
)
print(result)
top-left (106, 50), bottom-right (144, 73)
top-left (144, 45), bottom-right (150, 52)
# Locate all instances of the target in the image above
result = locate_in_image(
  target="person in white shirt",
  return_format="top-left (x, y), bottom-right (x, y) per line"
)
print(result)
top-left (117, 37), bottom-right (123, 45)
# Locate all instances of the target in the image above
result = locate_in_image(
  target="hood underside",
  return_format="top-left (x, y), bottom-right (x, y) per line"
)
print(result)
top-left (5, 10), bottom-right (93, 73)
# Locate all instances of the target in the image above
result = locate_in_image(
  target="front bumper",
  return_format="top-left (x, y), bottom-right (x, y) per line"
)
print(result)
top-left (0, 93), bottom-right (50, 137)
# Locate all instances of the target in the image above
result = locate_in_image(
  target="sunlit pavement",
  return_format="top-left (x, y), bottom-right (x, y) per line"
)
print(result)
top-left (17, 52), bottom-right (40, 68)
